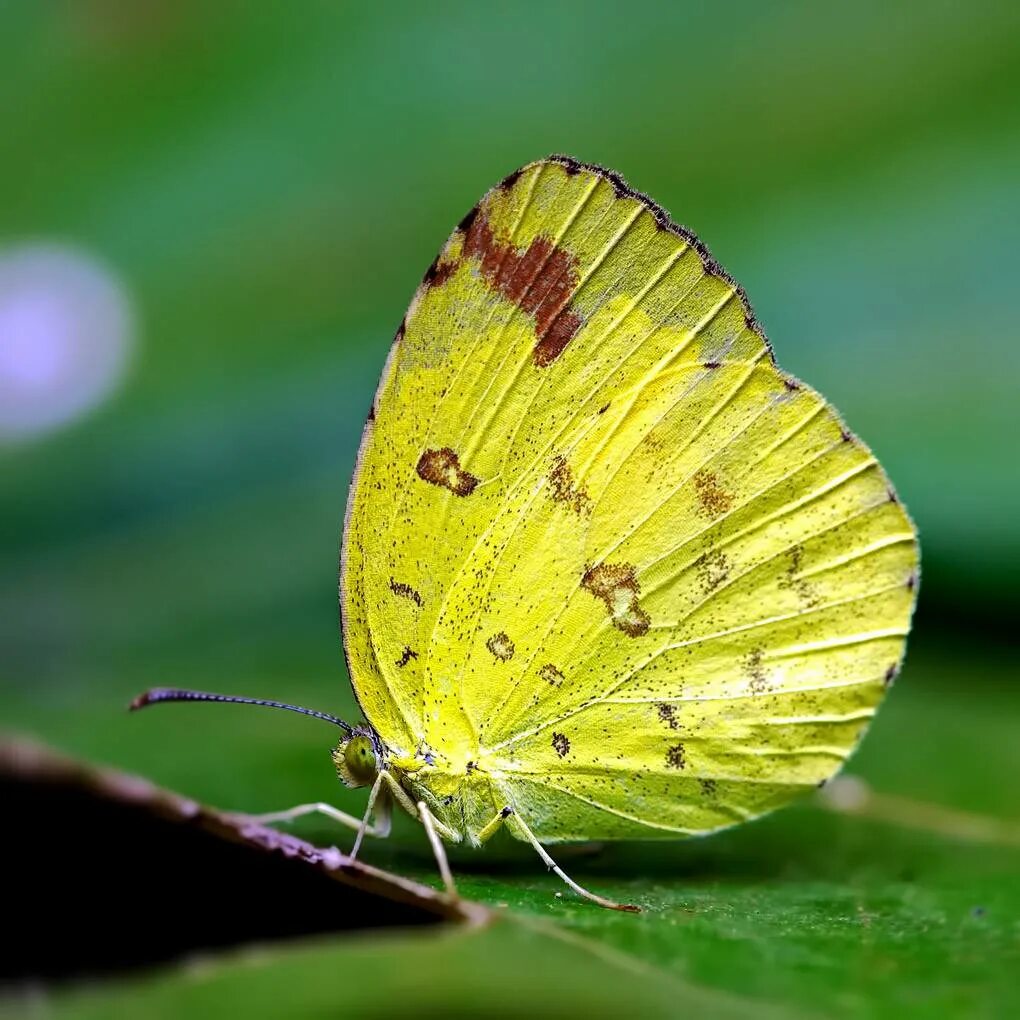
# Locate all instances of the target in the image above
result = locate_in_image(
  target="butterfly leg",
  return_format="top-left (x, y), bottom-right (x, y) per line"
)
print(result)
top-left (416, 800), bottom-right (459, 899)
top-left (249, 800), bottom-right (391, 840)
top-left (351, 770), bottom-right (461, 896)
top-left (375, 775), bottom-right (461, 898)
top-left (350, 771), bottom-right (396, 859)
top-left (503, 808), bottom-right (640, 913)
top-left (476, 805), bottom-right (514, 843)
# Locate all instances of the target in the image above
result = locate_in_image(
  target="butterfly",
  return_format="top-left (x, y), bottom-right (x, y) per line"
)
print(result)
top-left (132, 156), bottom-right (919, 911)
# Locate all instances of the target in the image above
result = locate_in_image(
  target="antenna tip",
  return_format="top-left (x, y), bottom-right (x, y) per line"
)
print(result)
top-left (128, 689), bottom-right (160, 712)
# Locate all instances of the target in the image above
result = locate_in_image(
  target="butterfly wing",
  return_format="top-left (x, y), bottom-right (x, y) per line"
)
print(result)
top-left (341, 157), bottom-right (918, 840)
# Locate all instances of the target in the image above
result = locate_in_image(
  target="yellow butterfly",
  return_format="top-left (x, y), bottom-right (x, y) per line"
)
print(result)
top-left (133, 156), bottom-right (919, 912)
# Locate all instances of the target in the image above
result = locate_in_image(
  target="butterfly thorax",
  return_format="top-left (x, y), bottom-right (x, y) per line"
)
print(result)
top-left (388, 746), bottom-right (505, 845)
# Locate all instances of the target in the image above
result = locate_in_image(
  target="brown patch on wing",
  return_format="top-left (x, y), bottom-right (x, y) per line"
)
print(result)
top-left (693, 469), bottom-right (733, 517)
top-left (423, 256), bottom-right (458, 288)
top-left (548, 455), bottom-right (591, 515)
top-left (462, 212), bottom-right (502, 276)
top-left (656, 703), bottom-right (679, 730)
top-left (499, 167), bottom-right (523, 191)
top-left (416, 448), bottom-right (479, 496)
top-left (533, 311), bottom-right (583, 367)
top-left (581, 561), bottom-right (650, 637)
top-left (389, 578), bottom-right (424, 608)
top-left (694, 549), bottom-right (730, 594)
top-left (486, 631), bottom-right (515, 661)
top-left (551, 732), bottom-right (570, 758)
top-left (461, 208), bottom-right (583, 367)
top-left (665, 743), bottom-right (686, 769)
top-left (539, 663), bottom-right (564, 685)
top-left (700, 778), bottom-right (717, 796)
top-left (395, 646), bottom-right (418, 668)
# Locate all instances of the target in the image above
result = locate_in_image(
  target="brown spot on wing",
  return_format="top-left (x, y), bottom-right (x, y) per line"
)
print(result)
top-left (694, 549), bottom-right (730, 594)
top-left (700, 778), bottom-right (717, 796)
top-left (656, 703), bottom-right (679, 730)
top-left (551, 732), bottom-right (570, 757)
top-left (745, 646), bottom-right (770, 693)
top-left (582, 561), bottom-right (651, 637)
top-left (462, 208), bottom-right (583, 367)
top-left (486, 631), bottom-right (515, 661)
top-left (693, 469), bottom-right (733, 517)
top-left (665, 743), bottom-right (686, 769)
top-left (389, 578), bottom-right (424, 608)
top-left (548, 455), bottom-right (591, 515)
top-left (778, 545), bottom-right (820, 608)
top-left (396, 646), bottom-right (418, 668)
top-left (416, 448), bottom-right (479, 496)
top-left (539, 663), bottom-right (564, 685)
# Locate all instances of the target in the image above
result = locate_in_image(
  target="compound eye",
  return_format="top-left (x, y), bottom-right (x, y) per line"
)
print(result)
top-left (342, 735), bottom-right (377, 785)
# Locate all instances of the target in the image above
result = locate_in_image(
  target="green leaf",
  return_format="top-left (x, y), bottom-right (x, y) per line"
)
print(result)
top-left (45, 922), bottom-right (769, 1020)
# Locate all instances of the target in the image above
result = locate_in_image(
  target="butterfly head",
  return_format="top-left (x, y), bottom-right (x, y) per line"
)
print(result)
top-left (332, 727), bottom-right (384, 788)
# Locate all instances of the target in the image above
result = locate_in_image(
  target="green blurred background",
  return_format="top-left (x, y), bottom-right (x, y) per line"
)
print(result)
top-left (2, 2), bottom-right (1019, 1015)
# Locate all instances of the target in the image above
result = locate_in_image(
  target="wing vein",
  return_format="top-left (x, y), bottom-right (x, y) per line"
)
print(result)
top-left (490, 581), bottom-right (908, 751)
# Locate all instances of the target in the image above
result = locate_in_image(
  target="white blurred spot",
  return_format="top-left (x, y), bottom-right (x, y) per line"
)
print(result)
top-left (0, 243), bottom-right (134, 441)
top-left (819, 774), bottom-right (872, 813)
top-left (320, 846), bottom-right (344, 869)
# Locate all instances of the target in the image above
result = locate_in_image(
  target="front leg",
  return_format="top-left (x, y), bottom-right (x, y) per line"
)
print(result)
top-left (249, 798), bottom-right (391, 839)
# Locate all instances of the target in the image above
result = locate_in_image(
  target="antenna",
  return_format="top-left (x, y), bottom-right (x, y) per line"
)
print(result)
top-left (129, 688), bottom-right (353, 736)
